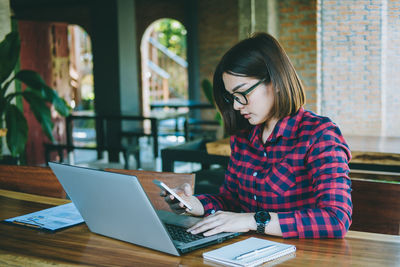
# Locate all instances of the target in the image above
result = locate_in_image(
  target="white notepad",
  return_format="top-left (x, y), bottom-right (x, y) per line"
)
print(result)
top-left (203, 237), bottom-right (296, 267)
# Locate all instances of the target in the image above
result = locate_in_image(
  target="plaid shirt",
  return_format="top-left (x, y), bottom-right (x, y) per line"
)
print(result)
top-left (197, 108), bottom-right (352, 238)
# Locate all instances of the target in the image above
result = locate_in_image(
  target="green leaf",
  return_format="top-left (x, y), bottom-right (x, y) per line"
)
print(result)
top-left (15, 70), bottom-right (47, 96)
top-left (16, 70), bottom-right (71, 116)
top-left (23, 90), bottom-right (54, 141)
top-left (43, 87), bottom-right (71, 116)
top-left (0, 32), bottom-right (20, 85)
top-left (201, 79), bottom-right (214, 106)
top-left (5, 104), bottom-right (28, 157)
top-left (214, 112), bottom-right (223, 126)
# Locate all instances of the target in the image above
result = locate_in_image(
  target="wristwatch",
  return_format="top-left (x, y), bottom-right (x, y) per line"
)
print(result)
top-left (254, 211), bottom-right (271, 234)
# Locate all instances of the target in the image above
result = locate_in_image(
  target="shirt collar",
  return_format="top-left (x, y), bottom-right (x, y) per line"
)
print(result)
top-left (250, 107), bottom-right (305, 144)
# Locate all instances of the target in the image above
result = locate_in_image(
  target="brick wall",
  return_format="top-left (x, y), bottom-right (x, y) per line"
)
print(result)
top-left (197, 0), bottom-right (239, 89)
top-left (278, 0), bottom-right (317, 113)
top-left (197, 0), bottom-right (239, 120)
top-left (318, 0), bottom-right (400, 137)
top-left (134, 0), bottom-right (400, 137)
top-left (385, 0), bottom-right (400, 136)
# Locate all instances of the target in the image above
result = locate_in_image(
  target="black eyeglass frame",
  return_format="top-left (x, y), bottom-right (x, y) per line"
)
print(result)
top-left (223, 77), bottom-right (267, 105)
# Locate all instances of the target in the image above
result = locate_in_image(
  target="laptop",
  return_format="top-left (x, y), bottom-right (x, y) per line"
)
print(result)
top-left (48, 162), bottom-right (240, 256)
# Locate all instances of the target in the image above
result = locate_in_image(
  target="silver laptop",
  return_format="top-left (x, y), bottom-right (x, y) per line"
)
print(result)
top-left (49, 162), bottom-right (239, 256)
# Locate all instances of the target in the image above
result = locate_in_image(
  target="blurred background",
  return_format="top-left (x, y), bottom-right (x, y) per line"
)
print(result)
top-left (0, 0), bottom-right (399, 172)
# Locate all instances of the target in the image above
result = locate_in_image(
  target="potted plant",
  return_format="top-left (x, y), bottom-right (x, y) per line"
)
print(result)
top-left (0, 31), bottom-right (70, 160)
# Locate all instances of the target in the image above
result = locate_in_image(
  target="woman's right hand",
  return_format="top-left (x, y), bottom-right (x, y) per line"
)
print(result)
top-left (160, 183), bottom-right (204, 216)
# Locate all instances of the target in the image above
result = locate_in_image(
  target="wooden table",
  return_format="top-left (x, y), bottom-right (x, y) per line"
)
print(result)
top-left (1, 189), bottom-right (399, 266)
top-left (206, 136), bottom-right (400, 172)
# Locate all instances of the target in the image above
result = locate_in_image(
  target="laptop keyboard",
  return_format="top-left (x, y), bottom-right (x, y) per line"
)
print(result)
top-left (165, 224), bottom-right (205, 243)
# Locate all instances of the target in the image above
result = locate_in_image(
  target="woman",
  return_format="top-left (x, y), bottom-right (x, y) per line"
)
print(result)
top-left (163, 32), bottom-right (352, 239)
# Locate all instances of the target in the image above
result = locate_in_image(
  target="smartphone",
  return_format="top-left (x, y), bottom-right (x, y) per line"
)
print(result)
top-left (153, 179), bottom-right (193, 211)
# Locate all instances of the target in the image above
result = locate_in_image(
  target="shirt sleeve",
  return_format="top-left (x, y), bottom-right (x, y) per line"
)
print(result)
top-left (196, 136), bottom-right (242, 216)
top-left (278, 126), bottom-right (353, 238)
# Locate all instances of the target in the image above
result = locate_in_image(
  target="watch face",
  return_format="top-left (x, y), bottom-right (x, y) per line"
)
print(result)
top-left (256, 211), bottom-right (271, 223)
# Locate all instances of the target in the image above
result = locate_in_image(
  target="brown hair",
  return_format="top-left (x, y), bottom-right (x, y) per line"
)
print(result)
top-left (213, 32), bottom-right (305, 135)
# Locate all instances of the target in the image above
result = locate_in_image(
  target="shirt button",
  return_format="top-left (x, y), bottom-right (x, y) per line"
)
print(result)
top-left (264, 152), bottom-right (267, 157)
top-left (253, 172), bottom-right (258, 177)
top-left (254, 195), bottom-right (257, 200)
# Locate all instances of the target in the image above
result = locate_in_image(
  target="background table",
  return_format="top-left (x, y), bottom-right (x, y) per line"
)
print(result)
top-left (1, 189), bottom-right (399, 266)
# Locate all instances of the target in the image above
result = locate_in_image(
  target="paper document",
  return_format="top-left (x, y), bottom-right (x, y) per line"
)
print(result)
top-left (4, 202), bottom-right (84, 232)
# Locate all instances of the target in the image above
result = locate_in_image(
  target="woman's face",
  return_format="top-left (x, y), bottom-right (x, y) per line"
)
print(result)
top-left (222, 72), bottom-right (275, 125)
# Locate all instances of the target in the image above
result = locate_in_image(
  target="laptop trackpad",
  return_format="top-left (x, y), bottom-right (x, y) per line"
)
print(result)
top-left (156, 210), bottom-right (202, 228)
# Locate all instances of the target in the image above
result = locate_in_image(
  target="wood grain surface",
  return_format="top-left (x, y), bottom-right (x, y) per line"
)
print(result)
top-left (0, 165), bottom-right (66, 198)
top-left (1, 189), bottom-right (399, 266)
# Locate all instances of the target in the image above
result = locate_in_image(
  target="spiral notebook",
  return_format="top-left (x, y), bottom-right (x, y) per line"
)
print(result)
top-left (203, 237), bottom-right (296, 267)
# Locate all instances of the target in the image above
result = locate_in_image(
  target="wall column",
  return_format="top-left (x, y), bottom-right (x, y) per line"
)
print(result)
top-left (238, 0), bottom-right (278, 40)
top-left (185, 0), bottom-right (200, 103)
top-left (117, 0), bottom-right (139, 115)
top-left (91, 1), bottom-right (121, 161)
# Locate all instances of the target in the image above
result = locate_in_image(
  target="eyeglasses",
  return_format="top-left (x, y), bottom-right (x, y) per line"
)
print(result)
top-left (223, 78), bottom-right (267, 105)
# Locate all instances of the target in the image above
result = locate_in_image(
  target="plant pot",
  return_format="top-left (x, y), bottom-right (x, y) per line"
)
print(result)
top-left (0, 155), bottom-right (19, 165)
top-left (0, 128), bottom-right (18, 164)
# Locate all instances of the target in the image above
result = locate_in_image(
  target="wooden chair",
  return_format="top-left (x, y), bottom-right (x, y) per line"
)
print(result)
top-left (0, 165), bottom-right (66, 198)
top-left (350, 177), bottom-right (400, 235)
top-left (106, 169), bottom-right (195, 211)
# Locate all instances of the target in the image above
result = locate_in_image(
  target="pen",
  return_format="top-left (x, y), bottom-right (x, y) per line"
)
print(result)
top-left (234, 245), bottom-right (277, 260)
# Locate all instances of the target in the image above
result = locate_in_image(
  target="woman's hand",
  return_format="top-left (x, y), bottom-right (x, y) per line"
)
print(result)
top-left (187, 211), bottom-right (257, 236)
top-left (160, 183), bottom-right (204, 216)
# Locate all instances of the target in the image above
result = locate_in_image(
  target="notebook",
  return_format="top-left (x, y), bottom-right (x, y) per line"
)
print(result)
top-left (48, 162), bottom-right (240, 256)
top-left (203, 237), bottom-right (296, 267)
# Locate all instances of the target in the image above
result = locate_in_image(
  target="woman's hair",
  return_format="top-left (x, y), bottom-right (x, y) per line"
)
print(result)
top-left (213, 32), bottom-right (305, 135)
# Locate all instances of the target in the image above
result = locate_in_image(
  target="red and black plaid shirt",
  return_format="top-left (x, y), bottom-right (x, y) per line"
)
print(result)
top-left (197, 108), bottom-right (352, 238)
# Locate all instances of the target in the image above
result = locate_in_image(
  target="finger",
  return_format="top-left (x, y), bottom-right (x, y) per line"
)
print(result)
top-left (189, 219), bottom-right (223, 235)
top-left (203, 225), bottom-right (225, 236)
top-left (159, 190), bottom-right (167, 197)
top-left (182, 183), bottom-right (193, 196)
top-left (164, 194), bottom-right (179, 204)
top-left (170, 202), bottom-right (186, 212)
top-left (187, 213), bottom-right (219, 232)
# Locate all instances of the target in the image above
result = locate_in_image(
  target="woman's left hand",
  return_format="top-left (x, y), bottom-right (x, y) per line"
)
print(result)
top-left (187, 211), bottom-right (256, 236)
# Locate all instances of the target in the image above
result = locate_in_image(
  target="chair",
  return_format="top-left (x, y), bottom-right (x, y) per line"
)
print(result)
top-left (350, 177), bottom-right (400, 235)
top-left (193, 168), bottom-right (225, 194)
top-left (161, 138), bottom-right (230, 172)
top-left (0, 165), bottom-right (66, 198)
top-left (105, 169), bottom-right (195, 211)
